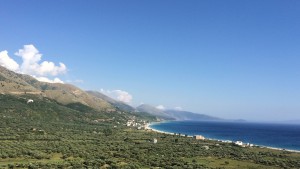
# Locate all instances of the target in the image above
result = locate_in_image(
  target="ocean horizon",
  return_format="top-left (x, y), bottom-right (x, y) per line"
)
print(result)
top-left (150, 120), bottom-right (300, 151)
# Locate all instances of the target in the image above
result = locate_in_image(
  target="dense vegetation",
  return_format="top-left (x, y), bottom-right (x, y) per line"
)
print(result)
top-left (1, 94), bottom-right (300, 169)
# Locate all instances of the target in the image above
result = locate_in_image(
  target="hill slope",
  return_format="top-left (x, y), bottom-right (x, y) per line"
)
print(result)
top-left (87, 91), bottom-right (136, 112)
top-left (0, 66), bottom-right (113, 111)
top-left (0, 94), bottom-right (119, 125)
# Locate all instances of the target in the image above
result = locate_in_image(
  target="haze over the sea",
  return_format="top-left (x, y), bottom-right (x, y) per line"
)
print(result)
top-left (1, 0), bottom-right (300, 121)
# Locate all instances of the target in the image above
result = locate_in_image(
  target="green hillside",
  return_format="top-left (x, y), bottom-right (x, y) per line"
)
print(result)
top-left (0, 94), bottom-right (155, 127)
top-left (0, 66), bottom-right (113, 111)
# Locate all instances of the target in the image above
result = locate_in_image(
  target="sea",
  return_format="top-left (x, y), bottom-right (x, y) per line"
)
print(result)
top-left (150, 121), bottom-right (300, 151)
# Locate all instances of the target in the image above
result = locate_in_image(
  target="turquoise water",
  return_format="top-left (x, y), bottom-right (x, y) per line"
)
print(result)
top-left (150, 121), bottom-right (300, 151)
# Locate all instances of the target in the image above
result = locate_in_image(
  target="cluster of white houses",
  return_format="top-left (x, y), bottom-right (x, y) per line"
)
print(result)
top-left (234, 141), bottom-right (254, 147)
top-left (125, 120), bottom-right (255, 148)
top-left (126, 119), bottom-right (149, 130)
top-left (197, 137), bottom-right (254, 148)
top-left (220, 140), bottom-right (254, 147)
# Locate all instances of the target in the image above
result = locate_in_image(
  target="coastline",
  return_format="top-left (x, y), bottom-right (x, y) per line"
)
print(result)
top-left (148, 123), bottom-right (176, 136)
top-left (148, 121), bottom-right (300, 153)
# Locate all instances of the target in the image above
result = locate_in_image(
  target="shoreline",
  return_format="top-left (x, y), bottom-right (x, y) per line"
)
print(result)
top-left (148, 121), bottom-right (300, 153)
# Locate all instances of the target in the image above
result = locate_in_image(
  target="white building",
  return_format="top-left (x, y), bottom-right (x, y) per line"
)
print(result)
top-left (194, 135), bottom-right (205, 140)
top-left (27, 99), bottom-right (34, 104)
top-left (246, 143), bottom-right (254, 147)
top-left (235, 141), bottom-right (243, 146)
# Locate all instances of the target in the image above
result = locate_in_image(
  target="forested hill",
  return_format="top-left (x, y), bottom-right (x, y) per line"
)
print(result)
top-left (0, 94), bottom-right (154, 126)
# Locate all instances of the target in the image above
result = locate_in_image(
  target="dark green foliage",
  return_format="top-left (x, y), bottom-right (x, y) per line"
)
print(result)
top-left (103, 128), bottom-right (113, 136)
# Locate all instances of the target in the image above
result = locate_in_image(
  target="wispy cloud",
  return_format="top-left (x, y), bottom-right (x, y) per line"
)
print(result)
top-left (100, 89), bottom-right (133, 103)
top-left (156, 105), bottom-right (165, 110)
top-left (156, 105), bottom-right (183, 111)
top-left (66, 79), bottom-right (84, 84)
top-left (0, 44), bottom-right (67, 83)
top-left (174, 106), bottom-right (183, 111)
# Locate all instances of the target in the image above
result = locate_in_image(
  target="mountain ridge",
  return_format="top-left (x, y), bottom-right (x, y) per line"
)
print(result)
top-left (0, 65), bottom-right (113, 111)
top-left (87, 90), bottom-right (136, 112)
top-left (136, 104), bottom-right (175, 120)
top-left (0, 65), bottom-right (224, 121)
top-left (164, 109), bottom-right (221, 121)
top-left (136, 104), bottom-right (221, 121)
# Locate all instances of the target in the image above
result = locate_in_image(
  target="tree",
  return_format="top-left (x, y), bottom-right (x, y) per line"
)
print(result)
top-left (103, 128), bottom-right (113, 136)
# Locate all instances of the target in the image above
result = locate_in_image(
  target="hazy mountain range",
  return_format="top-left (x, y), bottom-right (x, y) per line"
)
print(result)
top-left (86, 91), bottom-right (222, 121)
top-left (136, 104), bottom-right (174, 120)
top-left (0, 65), bottom-right (223, 121)
top-left (136, 104), bottom-right (221, 121)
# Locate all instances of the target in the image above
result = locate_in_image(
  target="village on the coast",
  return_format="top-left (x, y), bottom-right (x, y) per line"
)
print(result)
top-left (126, 119), bottom-right (254, 148)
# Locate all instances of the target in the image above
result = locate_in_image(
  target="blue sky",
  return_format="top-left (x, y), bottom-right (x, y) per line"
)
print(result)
top-left (0, 0), bottom-right (300, 121)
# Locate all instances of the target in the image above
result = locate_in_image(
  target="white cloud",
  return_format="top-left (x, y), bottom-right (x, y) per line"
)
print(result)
top-left (35, 76), bottom-right (64, 84)
top-left (66, 79), bottom-right (84, 84)
top-left (0, 50), bottom-right (20, 71)
top-left (15, 44), bottom-right (67, 76)
top-left (39, 61), bottom-right (66, 76)
top-left (156, 105), bottom-right (165, 110)
top-left (100, 89), bottom-right (133, 103)
top-left (174, 106), bottom-right (183, 111)
top-left (0, 45), bottom-right (67, 83)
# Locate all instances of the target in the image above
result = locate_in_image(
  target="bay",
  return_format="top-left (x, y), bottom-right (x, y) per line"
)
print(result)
top-left (150, 121), bottom-right (300, 151)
